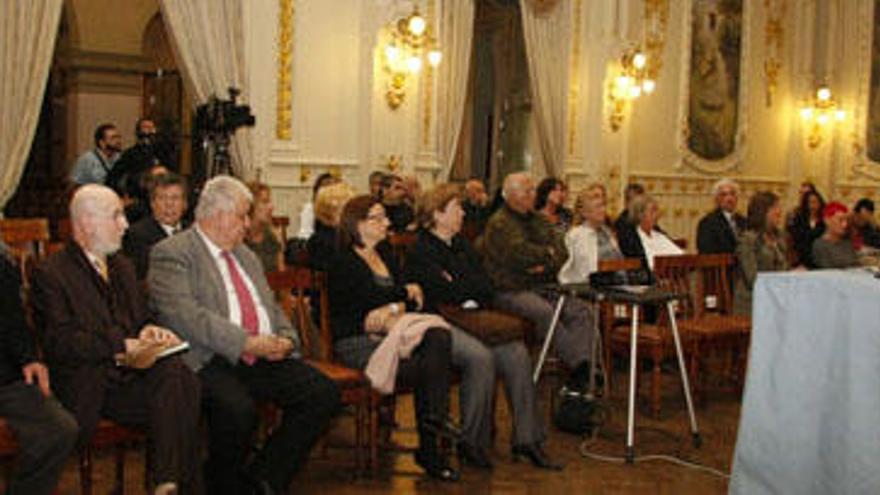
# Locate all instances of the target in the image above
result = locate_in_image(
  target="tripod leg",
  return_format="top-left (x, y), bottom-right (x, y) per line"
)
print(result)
top-left (626, 304), bottom-right (640, 464)
top-left (666, 301), bottom-right (702, 448)
top-left (533, 295), bottom-right (566, 384)
top-left (588, 300), bottom-right (601, 398)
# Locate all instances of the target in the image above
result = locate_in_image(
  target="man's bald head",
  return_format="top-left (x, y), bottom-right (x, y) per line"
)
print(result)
top-left (70, 184), bottom-right (128, 256)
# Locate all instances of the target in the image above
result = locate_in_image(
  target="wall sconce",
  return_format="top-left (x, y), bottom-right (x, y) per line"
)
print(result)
top-left (799, 85), bottom-right (846, 149)
top-left (382, 6), bottom-right (441, 109)
top-left (607, 48), bottom-right (656, 131)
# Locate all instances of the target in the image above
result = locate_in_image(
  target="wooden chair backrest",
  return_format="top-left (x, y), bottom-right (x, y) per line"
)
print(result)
top-left (265, 267), bottom-right (332, 361)
top-left (653, 253), bottom-right (734, 318)
top-left (597, 257), bottom-right (643, 273)
top-left (1, 218), bottom-right (50, 286)
top-left (388, 231), bottom-right (418, 268)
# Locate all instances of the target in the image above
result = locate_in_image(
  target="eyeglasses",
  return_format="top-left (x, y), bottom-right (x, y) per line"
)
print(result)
top-left (366, 212), bottom-right (387, 222)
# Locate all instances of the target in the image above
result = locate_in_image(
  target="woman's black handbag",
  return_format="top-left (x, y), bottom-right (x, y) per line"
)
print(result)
top-left (436, 304), bottom-right (528, 347)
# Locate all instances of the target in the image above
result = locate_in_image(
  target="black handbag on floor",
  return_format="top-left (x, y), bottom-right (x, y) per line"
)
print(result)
top-left (553, 387), bottom-right (609, 435)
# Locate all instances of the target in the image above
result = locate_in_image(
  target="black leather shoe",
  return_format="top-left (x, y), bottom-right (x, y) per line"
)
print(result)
top-left (414, 450), bottom-right (460, 482)
top-left (250, 479), bottom-right (277, 495)
top-left (457, 442), bottom-right (493, 470)
top-left (512, 443), bottom-right (563, 471)
top-left (422, 415), bottom-right (464, 443)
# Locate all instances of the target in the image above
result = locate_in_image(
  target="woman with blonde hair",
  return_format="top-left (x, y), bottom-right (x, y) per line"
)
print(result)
top-left (306, 182), bottom-right (356, 271)
top-left (558, 184), bottom-right (622, 284)
top-left (245, 181), bottom-right (284, 272)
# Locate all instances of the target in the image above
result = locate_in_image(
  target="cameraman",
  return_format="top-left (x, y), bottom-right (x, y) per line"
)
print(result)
top-left (106, 118), bottom-right (177, 222)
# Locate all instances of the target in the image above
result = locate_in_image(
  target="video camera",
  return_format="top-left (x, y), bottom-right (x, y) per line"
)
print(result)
top-left (194, 87), bottom-right (255, 136)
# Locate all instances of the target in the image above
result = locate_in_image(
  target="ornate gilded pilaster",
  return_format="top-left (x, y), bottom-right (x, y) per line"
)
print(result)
top-left (276, 0), bottom-right (294, 140)
top-left (566, 0), bottom-right (583, 156)
top-left (763, 0), bottom-right (787, 107)
top-left (422, 0), bottom-right (437, 149)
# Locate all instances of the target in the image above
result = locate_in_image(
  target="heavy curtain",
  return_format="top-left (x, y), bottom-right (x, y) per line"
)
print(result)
top-left (0, 0), bottom-right (63, 210)
top-left (520, 0), bottom-right (570, 177)
top-left (159, 0), bottom-right (255, 179)
top-left (437, 0), bottom-right (475, 180)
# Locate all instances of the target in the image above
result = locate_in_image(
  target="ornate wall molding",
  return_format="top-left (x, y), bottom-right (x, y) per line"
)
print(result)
top-left (566, 0), bottom-right (583, 157)
top-left (276, 0), bottom-right (294, 141)
top-left (763, 0), bottom-right (787, 107)
top-left (675, 0), bottom-right (752, 175)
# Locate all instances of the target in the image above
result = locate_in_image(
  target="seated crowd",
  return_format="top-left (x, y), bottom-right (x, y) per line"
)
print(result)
top-left (3, 165), bottom-right (878, 495)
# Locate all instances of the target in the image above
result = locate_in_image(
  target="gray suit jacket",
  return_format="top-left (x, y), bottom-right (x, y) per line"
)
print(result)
top-left (148, 228), bottom-right (299, 371)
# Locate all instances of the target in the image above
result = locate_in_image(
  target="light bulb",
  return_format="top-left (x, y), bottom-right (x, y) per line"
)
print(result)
top-left (817, 113), bottom-right (829, 125)
top-left (835, 109), bottom-right (846, 121)
top-left (800, 107), bottom-right (814, 120)
top-left (408, 14), bottom-right (426, 36)
top-left (817, 87), bottom-right (831, 101)
top-left (385, 44), bottom-right (400, 63)
top-left (406, 56), bottom-right (422, 73)
top-left (616, 76), bottom-right (632, 89)
top-left (642, 79), bottom-right (656, 94)
top-left (633, 52), bottom-right (647, 69)
top-left (428, 50), bottom-right (442, 67)
top-left (629, 85), bottom-right (642, 99)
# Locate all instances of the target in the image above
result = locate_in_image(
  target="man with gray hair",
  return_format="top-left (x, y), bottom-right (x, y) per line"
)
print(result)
top-left (697, 178), bottom-right (745, 255)
top-left (480, 172), bottom-right (598, 393)
top-left (31, 184), bottom-right (202, 495)
top-left (149, 175), bottom-right (340, 495)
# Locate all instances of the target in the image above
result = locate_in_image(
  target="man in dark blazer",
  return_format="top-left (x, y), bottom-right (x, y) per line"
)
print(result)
top-left (697, 178), bottom-right (746, 255)
top-left (0, 243), bottom-right (78, 495)
top-left (30, 184), bottom-right (202, 495)
top-left (149, 176), bottom-right (340, 495)
top-left (123, 171), bottom-right (188, 279)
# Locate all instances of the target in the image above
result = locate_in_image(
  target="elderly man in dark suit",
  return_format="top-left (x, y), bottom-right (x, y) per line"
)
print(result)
top-left (0, 243), bottom-right (78, 495)
top-left (149, 176), bottom-right (340, 495)
top-left (697, 178), bottom-right (746, 255)
top-left (30, 184), bottom-right (202, 495)
top-left (123, 172), bottom-right (188, 280)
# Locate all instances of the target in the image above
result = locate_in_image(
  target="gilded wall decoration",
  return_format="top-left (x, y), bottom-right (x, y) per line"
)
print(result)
top-left (866, 0), bottom-right (880, 161)
top-left (686, 0), bottom-right (744, 161)
top-left (276, 0), bottom-right (294, 141)
top-left (763, 0), bottom-right (786, 107)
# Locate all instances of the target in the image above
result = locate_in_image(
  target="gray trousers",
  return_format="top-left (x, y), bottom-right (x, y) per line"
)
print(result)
top-left (0, 381), bottom-right (78, 495)
top-left (451, 328), bottom-right (544, 449)
top-left (493, 290), bottom-right (595, 369)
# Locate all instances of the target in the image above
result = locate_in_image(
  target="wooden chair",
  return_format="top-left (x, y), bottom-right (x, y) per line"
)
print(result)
top-left (266, 267), bottom-right (378, 475)
top-left (387, 231), bottom-right (418, 267)
top-left (0, 218), bottom-right (50, 286)
top-left (0, 419), bottom-right (18, 485)
top-left (80, 420), bottom-right (146, 495)
top-left (672, 254), bottom-right (751, 402)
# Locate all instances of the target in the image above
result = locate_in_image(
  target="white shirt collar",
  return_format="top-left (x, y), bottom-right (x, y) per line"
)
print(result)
top-left (195, 225), bottom-right (225, 259)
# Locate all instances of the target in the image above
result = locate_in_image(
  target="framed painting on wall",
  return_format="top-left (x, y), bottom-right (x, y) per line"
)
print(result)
top-left (685, 0), bottom-right (744, 163)
top-left (867, 0), bottom-right (880, 162)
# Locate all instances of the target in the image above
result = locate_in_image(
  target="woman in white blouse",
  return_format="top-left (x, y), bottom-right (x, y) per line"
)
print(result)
top-left (558, 184), bottom-right (622, 284)
top-left (618, 193), bottom-right (683, 270)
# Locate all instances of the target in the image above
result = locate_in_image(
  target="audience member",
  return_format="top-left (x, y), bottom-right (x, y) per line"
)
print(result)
top-left (149, 176), bottom-right (340, 494)
top-left (812, 201), bottom-right (859, 269)
top-left (535, 177), bottom-right (572, 233)
top-left (368, 170), bottom-right (387, 198)
top-left (245, 182), bottom-right (284, 273)
top-left (379, 174), bottom-right (415, 232)
top-left (697, 178), bottom-right (745, 254)
top-left (788, 189), bottom-right (826, 268)
top-left (31, 185), bottom-right (202, 495)
top-left (851, 198), bottom-right (880, 250)
top-left (406, 184), bottom-right (559, 471)
top-left (558, 184), bottom-right (622, 284)
top-left (327, 195), bottom-right (458, 481)
top-left (306, 182), bottom-right (356, 272)
top-left (461, 179), bottom-right (492, 237)
top-left (122, 172), bottom-right (188, 280)
top-left (106, 118), bottom-right (176, 206)
top-left (734, 192), bottom-right (789, 315)
top-left (617, 194), bottom-right (683, 270)
top-left (480, 172), bottom-right (598, 393)
top-left (402, 174), bottom-right (422, 205)
top-left (297, 172), bottom-right (340, 239)
top-left (70, 123), bottom-right (122, 185)
top-left (0, 243), bottom-right (78, 495)
top-left (613, 182), bottom-right (646, 235)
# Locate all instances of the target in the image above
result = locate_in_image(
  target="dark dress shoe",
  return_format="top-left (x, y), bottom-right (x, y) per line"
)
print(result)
top-left (421, 415), bottom-right (464, 443)
top-left (512, 443), bottom-right (563, 471)
top-left (414, 450), bottom-right (461, 482)
top-left (457, 442), bottom-right (493, 470)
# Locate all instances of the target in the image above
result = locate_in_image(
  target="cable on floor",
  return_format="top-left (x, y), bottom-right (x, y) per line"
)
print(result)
top-left (577, 430), bottom-right (731, 480)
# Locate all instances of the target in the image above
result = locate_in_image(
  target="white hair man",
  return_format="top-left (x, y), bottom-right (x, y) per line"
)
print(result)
top-left (31, 184), bottom-right (202, 495)
top-left (480, 172), bottom-right (600, 393)
top-left (697, 178), bottom-right (745, 254)
top-left (149, 175), bottom-right (340, 495)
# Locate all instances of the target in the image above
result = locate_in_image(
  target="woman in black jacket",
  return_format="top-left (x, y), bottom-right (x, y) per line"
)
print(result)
top-left (327, 195), bottom-right (458, 481)
top-left (405, 184), bottom-right (559, 470)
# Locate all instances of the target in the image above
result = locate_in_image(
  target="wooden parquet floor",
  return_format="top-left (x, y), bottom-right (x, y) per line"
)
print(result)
top-left (19, 366), bottom-right (740, 494)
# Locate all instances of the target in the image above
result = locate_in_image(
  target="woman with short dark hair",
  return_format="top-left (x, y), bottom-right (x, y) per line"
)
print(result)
top-left (328, 195), bottom-right (459, 481)
top-left (534, 177), bottom-right (572, 232)
top-left (788, 189), bottom-right (826, 268)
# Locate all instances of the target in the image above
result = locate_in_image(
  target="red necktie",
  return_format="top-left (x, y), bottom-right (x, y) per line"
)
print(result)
top-left (222, 251), bottom-right (259, 365)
